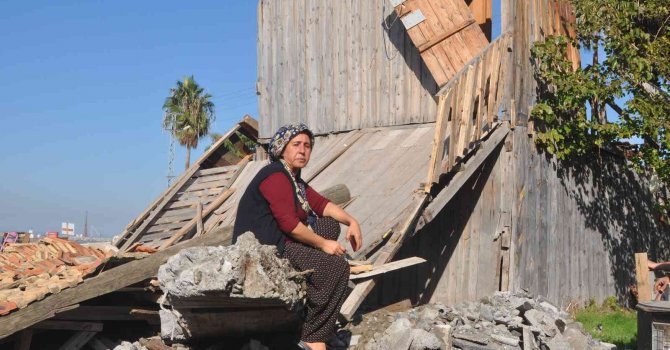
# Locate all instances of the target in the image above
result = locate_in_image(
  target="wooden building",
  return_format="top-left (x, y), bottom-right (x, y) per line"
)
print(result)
top-left (255, 0), bottom-right (670, 311)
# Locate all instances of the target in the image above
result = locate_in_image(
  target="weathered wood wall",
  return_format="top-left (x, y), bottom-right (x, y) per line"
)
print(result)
top-left (369, 126), bottom-right (670, 308)
top-left (257, 0), bottom-right (438, 138)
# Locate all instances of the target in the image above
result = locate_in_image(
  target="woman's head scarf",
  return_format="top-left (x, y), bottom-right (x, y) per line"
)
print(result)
top-left (268, 123), bottom-right (315, 162)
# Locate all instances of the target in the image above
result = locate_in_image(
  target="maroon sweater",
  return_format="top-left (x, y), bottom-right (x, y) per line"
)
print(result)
top-left (259, 172), bottom-right (329, 233)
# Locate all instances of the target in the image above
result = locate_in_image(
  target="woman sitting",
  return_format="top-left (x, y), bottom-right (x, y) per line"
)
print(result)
top-left (233, 123), bottom-right (362, 350)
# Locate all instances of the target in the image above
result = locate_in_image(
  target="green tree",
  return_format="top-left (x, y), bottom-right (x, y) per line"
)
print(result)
top-left (531, 0), bottom-right (670, 203)
top-left (163, 76), bottom-right (216, 170)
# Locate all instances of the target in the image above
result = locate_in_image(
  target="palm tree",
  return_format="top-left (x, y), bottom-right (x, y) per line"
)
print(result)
top-left (163, 76), bottom-right (215, 170)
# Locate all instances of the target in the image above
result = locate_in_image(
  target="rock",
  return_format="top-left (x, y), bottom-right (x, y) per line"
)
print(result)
top-left (419, 306), bottom-right (441, 322)
top-left (480, 304), bottom-right (496, 322)
top-left (598, 341), bottom-right (617, 350)
top-left (433, 325), bottom-right (452, 349)
top-left (374, 318), bottom-right (414, 350)
top-left (523, 309), bottom-right (558, 337)
top-left (562, 327), bottom-right (592, 349)
top-left (554, 318), bottom-right (567, 333)
top-left (490, 333), bottom-right (520, 347)
top-left (113, 341), bottom-right (148, 350)
top-left (453, 330), bottom-right (489, 345)
top-left (409, 329), bottom-right (443, 350)
top-left (158, 232), bottom-right (305, 308)
top-left (349, 334), bottom-right (361, 346)
top-left (544, 334), bottom-right (572, 350)
top-left (452, 338), bottom-right (498, 350)
top-left (516, 301), bottom-right (535, 314)
top-left (159, 309), bottom-right (186, 341)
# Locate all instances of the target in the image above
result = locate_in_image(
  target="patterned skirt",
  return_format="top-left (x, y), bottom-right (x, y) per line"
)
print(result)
top-left (282, 217), bottom-right (349, 343)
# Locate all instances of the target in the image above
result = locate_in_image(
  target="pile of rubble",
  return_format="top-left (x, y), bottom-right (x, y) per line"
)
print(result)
top-left (157, 232), bottom-right (307, 341)
top-left (355, 291), bottom-right (617, 350)
top-left (0, 237), bottom-right (114, 315)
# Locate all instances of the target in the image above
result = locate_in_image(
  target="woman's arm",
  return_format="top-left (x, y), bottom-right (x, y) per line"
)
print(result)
top-left (323, 202), bottom-right (362, 252)
top-left (649, 260), bottom-right (670, 271)
top-left (287, 222), bottom-right (346, 256)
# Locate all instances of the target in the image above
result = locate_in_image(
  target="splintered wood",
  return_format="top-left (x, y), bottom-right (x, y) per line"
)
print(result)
top-left (393, 0), bottom-right (490, 87)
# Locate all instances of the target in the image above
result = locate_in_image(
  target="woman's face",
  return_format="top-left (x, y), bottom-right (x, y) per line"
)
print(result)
top-left (282, 133), bottom-right (312, 171)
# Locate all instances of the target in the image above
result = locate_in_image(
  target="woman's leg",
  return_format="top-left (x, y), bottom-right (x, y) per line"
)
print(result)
top-left (283, 217), bottom-right (349, 345)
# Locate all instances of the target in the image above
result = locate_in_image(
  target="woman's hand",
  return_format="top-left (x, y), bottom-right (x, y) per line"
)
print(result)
top-left (656, 276), bottom-right (670, 294)
top-left (346, 220), bottom-right (362, 252)
top-left (649, 260), bottom-right (659, 270)
top-left (320, 239), bottom-right (346, 256)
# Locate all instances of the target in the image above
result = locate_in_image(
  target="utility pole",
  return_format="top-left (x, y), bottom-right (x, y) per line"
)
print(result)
top-left (84, 211), bottom-right (88, 238)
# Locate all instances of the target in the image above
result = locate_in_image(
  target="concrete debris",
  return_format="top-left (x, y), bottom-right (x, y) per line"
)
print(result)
top-left (349, 291), bottom-right (614, 350)
top-left (158, 232), bottom-right (305, 306)
top-left (113, 341), bottom-right (148, 350)
top-left (157, 232), bottom-right (307, 341)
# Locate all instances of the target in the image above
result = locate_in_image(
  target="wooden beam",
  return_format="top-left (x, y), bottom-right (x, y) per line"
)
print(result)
top-left (196, 202), bottom-right (204, 236)
top-left (416, 123), bottom-right (510, 231)
top-left (57, 331), bottom-right (97, 350)
top-left (13, 329), bottom-right (32, 350)
top-left (340, 194), bottom-right (429, 320)
top-left (0, 227), bottom-right (233, 339)
top-left (349, 257), bottom-right (426, 280)
top-left (635, 252), bottom-right (652, 302)
top-left (33, 320), bottom-right (103, 332)
top-left (425, 95), bottom-right (450, 193)
top-left (158, 188), bottom-right (235, 249)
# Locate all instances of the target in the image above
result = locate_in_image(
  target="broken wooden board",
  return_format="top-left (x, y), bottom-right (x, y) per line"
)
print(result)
top-left (416, 122), bottom-right (510, 231)
top-left (393, 0), bottom-right (489, 87)
top-left (349, 257), bottom-right (426, 280)
top-left (635, 252), bottom-right (652, 302)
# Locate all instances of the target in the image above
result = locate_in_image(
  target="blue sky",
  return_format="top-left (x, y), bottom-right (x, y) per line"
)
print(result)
top-left (0, 1), bottom-right (259, 236)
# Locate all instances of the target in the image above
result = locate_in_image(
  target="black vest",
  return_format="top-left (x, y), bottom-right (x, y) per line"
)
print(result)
top-left (232, 162), bottom-right (301, 254)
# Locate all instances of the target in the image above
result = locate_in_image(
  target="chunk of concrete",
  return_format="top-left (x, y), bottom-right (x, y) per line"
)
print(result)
top-left (490, 333), bottom-right (520, 347)
top-left (158, 232), bottom-right (305, 308)
top-left (409, 329), bottom-right (443, 350)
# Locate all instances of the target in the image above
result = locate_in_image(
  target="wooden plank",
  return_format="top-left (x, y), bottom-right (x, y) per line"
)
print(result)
top-left (425, 95), bottom-right (449, 192)
top-left (340, 194), bottom-right (429, 320)
top-left (164, 197), bottom-right (215, 210)
top-left (13, 329), bottom-right (32, 350)
top-left (158, 207), bottom-right (196, 219)
top-left (87, 337), bottom-right (112, 350)
top-left (192, 172), bottom-right (233, 185)
top-left (158, 188), bottom-right (236, 249)
top-left (349, 257), bottom-right (426, 280)
top-left (417, 123), bottom-right (510, 230)
top-left (417, 19), bottom-right (476, 53)
top-left (145, 222), bottom-right (187, 235)
top-left (182, 178), bottom-right (230, 193)
top-left (441, 91), bottom-right (455, 173)
top-left (57, 331), bottom-right (97, 350)
top-left (303, 131), bottom-right (364, 182)
top-left (196, 202), bottom-right (204, 236)
top-left (193, 165), bottom-right (238, 177)
top-left (0, 227), bottom-right (234, 339)
top-left (172, 188), bottom-right (223, 202)
top-left (635, 252), bottom-right (652, 302)
top-left (34, 320), bottom-right (103, 332)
